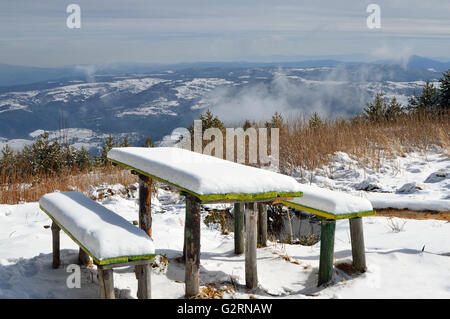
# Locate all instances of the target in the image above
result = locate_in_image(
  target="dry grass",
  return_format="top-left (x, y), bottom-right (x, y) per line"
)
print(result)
top-left (1, 110), bottom-right (448, 205)
top-left (335, 261), bottom-right (361, 275)
top-left (273, 251), bottom-right (301, 265)
top-left (279, 110), bottom-right (450, 174)
top-left (191, 281), bottom-right (235, 299)
top-left (0, 166), bottom-right (137, 205)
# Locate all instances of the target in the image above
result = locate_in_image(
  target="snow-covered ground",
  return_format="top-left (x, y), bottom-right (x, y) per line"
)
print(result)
top-left (0, 150), bottom-right (449, 299)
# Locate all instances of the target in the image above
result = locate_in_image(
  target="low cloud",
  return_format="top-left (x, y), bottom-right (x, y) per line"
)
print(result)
top-left (370, 45), bottom-right (414, 68)
top-left (206, 68), bottom-right (377, 123)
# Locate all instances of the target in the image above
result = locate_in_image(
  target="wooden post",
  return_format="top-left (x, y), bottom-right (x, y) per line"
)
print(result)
top-left (138, 174), bottom-right (152, 237)
top-left (257, 203), bottom-right (268, 247)
top-left (98, 267), bottom-right (115, 299)
top-left (286, 209), bottom-right (294, 244)
top-left (51, 222), bottom-right (60, 269)
top-left (234, 203), bottom-right (245, 254)
top-left (349, 217), bottom-right (367, 272)
top-left (78, 248), bottom-right (90, 266)
top-left (318, 219), bottom-right (336, 286)
top-left (136, 264), bottom-right (152, 299)
top-left (184, 194), bottom-right (201, 298)
top-left (245, 203), bottom-right (258, 289)
top-left (137, 174), bottom-right (153, 298)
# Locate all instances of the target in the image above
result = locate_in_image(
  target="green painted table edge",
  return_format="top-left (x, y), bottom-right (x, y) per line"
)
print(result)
top-left (278, 200), bottom-right (376, 220)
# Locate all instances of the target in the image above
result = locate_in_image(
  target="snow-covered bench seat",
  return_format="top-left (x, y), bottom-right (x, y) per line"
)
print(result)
top-left (40, 191), bottom-right (155, 299)
top-left (276, 184), bottom-right (375, 286)
top-left (277, 184), bottom-right (375, 220)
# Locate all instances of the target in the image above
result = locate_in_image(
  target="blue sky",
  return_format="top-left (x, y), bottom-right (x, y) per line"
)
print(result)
top-left (1, 0), bottom-right (449, 67)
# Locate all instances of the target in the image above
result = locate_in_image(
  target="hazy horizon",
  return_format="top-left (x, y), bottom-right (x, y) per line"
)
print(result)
top-left (1, 1), bottom-right (450, 68)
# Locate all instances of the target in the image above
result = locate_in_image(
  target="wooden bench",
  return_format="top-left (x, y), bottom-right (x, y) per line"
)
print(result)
top-left (275, 184), bottom-right (375, 286)
top-left (39, 191), bottom-right (156, 299)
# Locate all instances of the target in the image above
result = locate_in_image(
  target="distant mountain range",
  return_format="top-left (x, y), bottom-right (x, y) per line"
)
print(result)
top-left (1, 55), bottom-right (449, 88)
top-left (0, 57), bottom-right (448, 154)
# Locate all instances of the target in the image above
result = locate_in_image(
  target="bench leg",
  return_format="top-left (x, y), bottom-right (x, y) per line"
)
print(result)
top-left (245, 203), bottom-right (258, 289)
top-left (51, 222), bottom-right (60, 269)
top-left (78, 248), bottom-right (90, 266)
top-left (98, 267), bottom-right (115, 299)
top-left (136, 264), bottom-right (152, 299)
top-left (257, 203), bottom-right (268, 247)
top-left (318, 219), bottom-right (336, 286)
top-left (185, 194), bottom-right (201, 298)
top-left (234, 203), bottom-right (244, 254)
top-left (349, 217), bottom-right (367, 272)
top-left (138, 174), bottom-right (153, 237)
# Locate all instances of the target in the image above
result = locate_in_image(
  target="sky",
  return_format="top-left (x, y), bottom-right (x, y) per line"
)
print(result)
top-left (1, 0), bottom-right (450, 67)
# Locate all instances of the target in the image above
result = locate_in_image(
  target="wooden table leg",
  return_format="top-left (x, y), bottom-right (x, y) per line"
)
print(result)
top-left (349, 217), bottom-right (367, 272)
top-left (137, 174), bottom-right (153, 298)
top-left (138, 174), bottom-right (152, 237)
top-left (234, 203), bottom-right (244, 254)
top-left (257, 203), bottom-right (268, 247)
top-left (78, 247), bottom-right (90, 266)
top-left (185, 194), bottom-right (201, 298)
top-left (318, 219), bottom-right (336, 286)
top-left (51, 222), bottom-right (60, 269)
top-left (245, 203), bottom-right (258, 289)
top-left (136, 264), bottom-right (152, 299)
top-left (98, 266), bottom-right (115, 299)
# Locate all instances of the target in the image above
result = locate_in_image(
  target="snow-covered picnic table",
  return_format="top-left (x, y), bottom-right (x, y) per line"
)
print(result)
top-left (107, 147), bottom-right (303, 297)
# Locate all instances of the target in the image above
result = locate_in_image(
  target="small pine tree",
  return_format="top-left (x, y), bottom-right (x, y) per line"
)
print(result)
top-left (308, 112), bottom-right (323, 129)
top-left (97, 135), bottom-right (116, 166)
top-left (364, 92), bottom-right (387, 122)
top-left (408, 81), bottom-right (440, 111)
top-left (243, 120), bottom-right (252, 131)
top-left (385, 97), bottom-right (404, 121)
top-left (28, 132), bottom-right (65, 175)
top-left (439, 69), bottom-right (450, 110)
top-left (121, 136), bottom-right (131, 147)
top-left (265, 112), bottom-right (284, 128)
top-left (143, 136), bottom-right (153, 148)
top-left (0, 144), bottom-right (15, 178)
top-left (188, 109), bottom-right (225, 134)
top-left (74, 146), bottom-right (92, 171)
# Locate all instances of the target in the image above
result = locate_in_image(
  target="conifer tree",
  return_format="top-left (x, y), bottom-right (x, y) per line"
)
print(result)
top-left (143, 137), bottom-right (153, 148)
top-left (188, 109), bottom-right (225, 134)
top-left (97, 135), bottom-right (116, 166)
top-left (364, 92), bottom-right (387, 122)
top-left (265, 112), bottom-right (284, 128)
top-left (308, 112), bottom-right (323, 129)
top-left (385, 97), bottom-right (404, 120)
top-left (438, 69), bottom-right (450, 110)
top-left (408, 81), bottom-right (439, 111)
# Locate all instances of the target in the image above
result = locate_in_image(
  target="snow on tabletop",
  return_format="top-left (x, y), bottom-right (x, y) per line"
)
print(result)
top-left (283, 184), bottom-right (374, 216)
top-left (39, 192), bottom-right (154, 263)
top-left (107, 147), bottom-right (302, 197)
